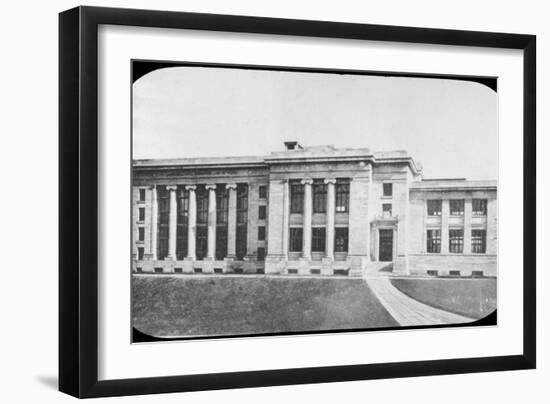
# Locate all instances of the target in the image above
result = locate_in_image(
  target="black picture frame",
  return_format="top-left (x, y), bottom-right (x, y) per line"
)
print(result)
top-left (59, 6), bottom-right (536, 398)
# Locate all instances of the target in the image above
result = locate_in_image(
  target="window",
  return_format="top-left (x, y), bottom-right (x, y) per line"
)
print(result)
top-left (450, 199), bottom-right (465, 216)
top-left (139, 188), bottom-right (146, 202)
top-left (196, 226), bottom-right (208, 260)
top-left (137, 247), bottom-right (144, 260)
top-left (427, 199), bottom-right (442, 216)
top-left (215, 227), bottom-right (228, 260)
top-left (472, 229), bottom-right (487, 253)
top-left (426, 229), bottom-right (441, 253)
top-left (176, 188), bottom-right (188, 260)
top-left (312, 227), bottom-right (326, 252)
top-left (289, 228), bottom-right (303, 252)
top-left (257, 247), bottom-right (266, 261)
top-left (236, 226), bottom-right (247, 260)
top-left (138, 207), bottom-right (145, 222)
top-left (258, 226), bottom-right (266, 241)
top-left (334, 228), bottom-right (349, 252)
top-left (258, 205), bottom-right (266, 220)
top-left (258, 185), bottom-right (267, 199)
top-left (382, 203), bottom-right (392, 217)
top-left (290, 182), bottom-right (304, 213)
top-left (157, 186), bottom-right (169, 259)
top-left (216, 187), bottom-right (228, 225)
top-left (449, 229), bottom-right (464, 253)
top-left (236, 184), bottom-right (248, 225)
top-left (473, 199), bottom-right (488, 215)
top-left (335, 181), bottom-right (349, 212)
top-left (196, 187), bottom-right (209, 225)
top-left (138, 227), bottom-right (144, 241)
top-left (383, 183), bottom-right (393, 197)
top-left (313, 181), bottom-right (327, 213)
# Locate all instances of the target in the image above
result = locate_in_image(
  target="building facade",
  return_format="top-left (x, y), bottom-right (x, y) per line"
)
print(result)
top-left (132, 142), bottom-right (497, 276)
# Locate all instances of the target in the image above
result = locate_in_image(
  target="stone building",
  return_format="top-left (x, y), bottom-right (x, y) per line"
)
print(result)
top-left (132, 142), bottom-right (497, 277)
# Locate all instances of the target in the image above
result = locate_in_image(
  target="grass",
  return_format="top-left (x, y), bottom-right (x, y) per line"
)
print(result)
top-left (133, 275), bottom-right (398, 338)
top-left (390, 278), bottom-right (497, 319)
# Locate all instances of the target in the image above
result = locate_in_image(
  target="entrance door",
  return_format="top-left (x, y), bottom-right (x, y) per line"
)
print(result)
top-left (379, 229), bottom-right (393, 261)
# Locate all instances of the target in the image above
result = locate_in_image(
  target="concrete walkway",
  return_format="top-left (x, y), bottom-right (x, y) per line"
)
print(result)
top-left (365, 275), bottom-right (474, 326)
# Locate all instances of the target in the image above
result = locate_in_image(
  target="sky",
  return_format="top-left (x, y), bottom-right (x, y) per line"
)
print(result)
top-left (132, 65), bottom-right (497, 180)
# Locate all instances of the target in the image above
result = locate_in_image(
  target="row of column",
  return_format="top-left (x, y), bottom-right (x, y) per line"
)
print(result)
top-left (281, 178), bottom-right (338, 260)
top-left (149, 184), bottom-right (238, 261)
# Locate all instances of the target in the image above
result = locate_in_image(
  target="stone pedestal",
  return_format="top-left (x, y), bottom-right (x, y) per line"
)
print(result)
top-left (298, 257), bottom-right (310, 275)
top-left (182, 257), bottom-right (195, 274)
top-left (321, 257), bottom-right (334, 276)
top-left (202, 258), bottom-right (214, 274)
top-left (161, 258), bottom-right (175, 273)
top-left (223, 257), bottom-right (234, 273)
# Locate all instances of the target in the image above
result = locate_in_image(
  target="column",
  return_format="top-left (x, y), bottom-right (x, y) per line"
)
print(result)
top-left (226, 183), bottom-right (237, 258)
top-left (463, 199), bottom-right (472, 254)
top-left (206, 184), bottom-right (217, 259)
top-left (301, 179), bottom-right (313, 260)
top-left (324, 179), bottom-right (336, 259)
top-left (166, 185), bottom-right (178, 260)
top-left (150, 185), bottom-right (158, 260)
top-left (281, 180), bottom-right (290, 259)
top-left (185, 185), bottom-right (197, 260)
top-left (441, 199), bottom-right (450, 253)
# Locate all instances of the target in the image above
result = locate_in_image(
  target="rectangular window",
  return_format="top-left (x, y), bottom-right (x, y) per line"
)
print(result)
top-left (176, 187), bottom-right (188, 260)
top-left (450, 199), bottom-right (465, 216)
top-left (258, 226), bottom-right (266, 241)
top-left (312, 227), bottom-right (326, 252)
top-left (427, 199), bottom-right (442, 216)
top-left (257, 247), bottom-right (266, 261)
top-left (472, 229), bottom-right (487, 253)
top-left (258, 205), bottom-right (266, 220)
top-left (157, 186), bottom-right (169, 259)
top-left (472, 199), bottom-right (488, 216)
top-left (196, 226), bottom-right (208, 260)
top-left (215, 227), bottom-right (228, 260)
top-left (426, 229), bottom-right (441, 253)
top-left (335, 181), bottom-right (349, 212)
top-left (258, 185), bottom-right (267, 199)
top-left (236, 226), bottom-right (247, 260)
top-left (334, 227), bottom-right (349, 252)
top-left (382, 203), bottom-right (392, 217)
top-left (236, 184), bottom-right (248, 260)
top-left (236, 184), bottom-right (248, 225)
top-left (449, 229), bottom-right (464, 253)
top-left (139, 188), bottom-right (146, 202)
top-left (196, 186), bottom-right (209, 225)
top-left (290, 182), bottom-right (304, 213)
top-left (383, 183), bottom-right (393, 197)
top-left (138, 227), bottom-right (144, 241)
top-left (138, 207), bottom-right (145, 222)
top-left (313, 180), bottom-right (327, 213)
top-left (289, 228), bottom-right (303, 252)
top-left (137, 247), bottom-right (144, 260)
top-left (216, 187), bottom-right (229, 225)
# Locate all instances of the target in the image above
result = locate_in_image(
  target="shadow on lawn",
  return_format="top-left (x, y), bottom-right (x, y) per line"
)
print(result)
top-left (132, 310), bottom-right (496, 343)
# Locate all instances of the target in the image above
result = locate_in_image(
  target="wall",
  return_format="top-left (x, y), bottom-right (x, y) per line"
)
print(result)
top-left (1, 1), bottom-right (547, 404)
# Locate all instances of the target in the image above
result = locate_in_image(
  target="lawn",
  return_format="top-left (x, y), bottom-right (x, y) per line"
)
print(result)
top-left (133, 275), bottom-right (398, 338)
top-left (390, 278), bottom-right (497, 319)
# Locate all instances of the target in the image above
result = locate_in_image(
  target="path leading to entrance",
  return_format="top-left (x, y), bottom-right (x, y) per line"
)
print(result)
top-left (365, 274), bottom-right (474, 326)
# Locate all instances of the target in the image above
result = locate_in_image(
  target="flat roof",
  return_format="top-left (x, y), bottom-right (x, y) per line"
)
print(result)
top-left (410, 179), bottom-right (497, 191)
top-left (133, 144), bottom-right (422, 174)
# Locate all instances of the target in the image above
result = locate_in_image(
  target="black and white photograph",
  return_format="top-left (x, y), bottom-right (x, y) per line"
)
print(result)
top-left (131, 61), bottom-right (498, 341)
